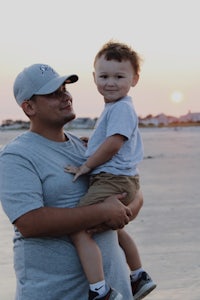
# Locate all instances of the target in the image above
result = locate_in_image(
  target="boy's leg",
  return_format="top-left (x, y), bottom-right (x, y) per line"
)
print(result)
top-left (71, 231), bottom-right (105, 284)
top-left (118, 229), bottom-right (156, 300)
top-left (118, 228), bottom-right (142, 270)
top-left (71, 231), bottom-right (123, 300)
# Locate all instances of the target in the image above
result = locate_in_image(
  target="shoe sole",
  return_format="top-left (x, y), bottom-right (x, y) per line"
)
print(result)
top-left (134, 283), bottom-right (157, 300)
top-left (109, 290), bottom-right (123, 300)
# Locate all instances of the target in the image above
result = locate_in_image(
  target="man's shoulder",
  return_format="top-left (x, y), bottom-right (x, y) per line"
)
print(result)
top-left (0, 132), bottom-right (39, 158)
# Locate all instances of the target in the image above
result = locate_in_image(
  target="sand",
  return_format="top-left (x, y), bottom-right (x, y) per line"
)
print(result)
top-left (0, 127), bottom-right (200, 299)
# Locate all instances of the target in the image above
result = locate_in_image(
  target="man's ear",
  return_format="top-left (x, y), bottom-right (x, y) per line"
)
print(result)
top-left (132, 74), bottom-right (139, 87)
top-left (21, 100), bottom-right (36, 117)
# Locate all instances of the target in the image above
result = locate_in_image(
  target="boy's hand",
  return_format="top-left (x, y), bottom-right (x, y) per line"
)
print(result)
top-left (65, 164), bottom-right (91, 181)
top-left (80, 136), bottom-right (89, 147)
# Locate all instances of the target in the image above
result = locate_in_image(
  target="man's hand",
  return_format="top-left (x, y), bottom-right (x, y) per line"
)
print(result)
top-left (103, 195), bottom-right (132, 229)
top-left (88, 193), bottom-right (132, 234)
top-left (65, 163), bottom-right (91, 181)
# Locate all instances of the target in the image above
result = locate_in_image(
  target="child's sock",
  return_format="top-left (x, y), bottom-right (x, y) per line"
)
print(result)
top-left (89, 280), bottom-right (107, 296)
top-left (130, 267), bottom-right (144, 282)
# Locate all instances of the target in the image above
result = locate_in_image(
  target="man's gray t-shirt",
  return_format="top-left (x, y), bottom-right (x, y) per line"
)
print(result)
top-left (0, 131), bottom-right (133, 299)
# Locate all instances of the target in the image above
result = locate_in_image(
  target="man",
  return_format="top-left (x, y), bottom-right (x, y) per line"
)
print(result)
top-left (0, 64), bottom-right (143, 299)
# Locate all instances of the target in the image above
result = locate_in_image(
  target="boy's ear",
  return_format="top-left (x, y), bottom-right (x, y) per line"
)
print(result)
top-left (132, 74), bottom-right (139, 87)
top-left (92, 72), bottom-right (97, 84)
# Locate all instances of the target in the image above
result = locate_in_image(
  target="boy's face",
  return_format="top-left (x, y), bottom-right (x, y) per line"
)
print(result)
top-left (93, 55), bottom-right (139, 103)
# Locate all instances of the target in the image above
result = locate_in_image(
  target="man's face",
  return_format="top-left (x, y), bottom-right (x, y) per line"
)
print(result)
top-left (27, 85), bottom-right (76, 126)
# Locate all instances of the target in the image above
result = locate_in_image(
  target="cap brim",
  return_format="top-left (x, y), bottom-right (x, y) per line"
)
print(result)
top-left (35, 74), bottom-right (78, 95)
top-left (65, 74), bottom-right (78, 84)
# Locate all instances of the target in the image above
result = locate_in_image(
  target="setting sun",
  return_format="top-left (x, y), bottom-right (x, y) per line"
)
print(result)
top-left (170, 91), bottom-right (184, 104)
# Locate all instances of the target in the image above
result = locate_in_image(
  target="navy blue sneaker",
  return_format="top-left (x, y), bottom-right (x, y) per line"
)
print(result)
top-left (131, 271), bottom-right (156, 300)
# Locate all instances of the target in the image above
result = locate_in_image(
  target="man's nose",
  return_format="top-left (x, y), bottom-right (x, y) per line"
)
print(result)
top-left (62, 91), bottom-right (71, 101)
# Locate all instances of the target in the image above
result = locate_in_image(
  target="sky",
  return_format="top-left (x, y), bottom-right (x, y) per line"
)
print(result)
top-left (0, 0), bottom-right (199, 123)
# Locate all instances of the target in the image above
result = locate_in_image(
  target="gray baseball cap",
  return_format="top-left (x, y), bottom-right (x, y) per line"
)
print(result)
top-left (13, 64), bottom-right (78, 106)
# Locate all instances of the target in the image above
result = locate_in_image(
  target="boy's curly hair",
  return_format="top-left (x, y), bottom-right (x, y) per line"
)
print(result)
top-left (94, 40), bottom-right (142, 75)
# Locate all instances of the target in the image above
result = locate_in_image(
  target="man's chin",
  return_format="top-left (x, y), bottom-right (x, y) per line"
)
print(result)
top-left (64, 113), bottom-right (76, 123)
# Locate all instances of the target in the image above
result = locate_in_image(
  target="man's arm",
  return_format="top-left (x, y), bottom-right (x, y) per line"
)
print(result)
top-left (14, 193), bottom-right (132, 238)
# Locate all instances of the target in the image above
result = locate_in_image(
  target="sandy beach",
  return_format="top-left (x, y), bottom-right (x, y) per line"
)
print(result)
top-left (0, 127), bottom-right (200, 299)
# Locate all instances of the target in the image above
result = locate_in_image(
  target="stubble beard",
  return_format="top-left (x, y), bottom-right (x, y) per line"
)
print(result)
top-left (63, 111), bottom-right (76, 124)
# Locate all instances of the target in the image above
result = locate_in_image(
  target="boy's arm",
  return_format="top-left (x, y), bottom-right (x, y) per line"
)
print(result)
top-left (86, 134), bottom-right (126, 169)
top-left (66, 134), bottom-right (126, 181)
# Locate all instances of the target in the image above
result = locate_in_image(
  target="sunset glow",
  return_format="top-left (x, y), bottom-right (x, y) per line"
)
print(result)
top-left (0, 0), bottom-right (199, 122)
top-left (170, 91), bottom-right (184, 104)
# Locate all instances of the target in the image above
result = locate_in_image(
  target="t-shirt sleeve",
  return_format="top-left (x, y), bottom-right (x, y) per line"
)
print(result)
top-left (106, 101), bottom-right (137, 139)
top-left (0, 153), bottom-right (44, 223)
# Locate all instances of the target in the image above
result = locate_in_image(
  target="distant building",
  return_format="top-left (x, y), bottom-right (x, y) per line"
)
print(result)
top-left (179, 111), bottom-right (200, 123)
top-left (139, 113), bottom-right (178, 126)
top-left (64, 117), bottom-right (97, 129)
top-left (139, 111), bottom-right (200, 127)
top-left (0, 119), bottom-right (30, 130)
top-left (1, 112), bottom-right (200, 130)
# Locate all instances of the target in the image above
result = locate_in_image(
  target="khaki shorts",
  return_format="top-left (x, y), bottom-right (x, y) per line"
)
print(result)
top-left (78, 172), bottom-right (140, 207)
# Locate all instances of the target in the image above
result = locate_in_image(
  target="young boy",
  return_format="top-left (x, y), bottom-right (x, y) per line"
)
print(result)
top-left (66, 41), bottom-right (156, 300)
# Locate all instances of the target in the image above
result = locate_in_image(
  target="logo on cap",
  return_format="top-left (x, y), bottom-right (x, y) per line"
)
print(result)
top-left (39, 64), bottom-right (56, 75)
